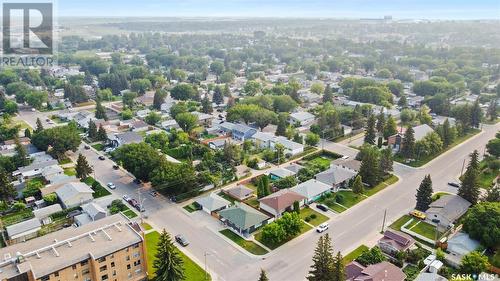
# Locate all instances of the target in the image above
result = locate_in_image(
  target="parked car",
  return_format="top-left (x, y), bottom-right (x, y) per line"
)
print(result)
top-left (448, 182), bottom-right (460, 188)
top-left (135, 204), bottom-right (145, 212)
top-left (112, 164), bottom-right (119, 170)
top-left (122, 194), bottom-right (131, 202)
top-left (316, 204), bottom-right (328, 212)
top-left (98, 155), bottom-right (105, 160)
top-left (341, 155), bottom-right (350, 160)
top-left (84, 145), bottom-right (90, 149)
top-left (129, 199), bottom-right (139, 207)
top-left (410, 210), bottom-right (426, 220)
top-left (133, 179), bottom-right (141, 184)
top-left (149, 190), bottom-right (158, 197)
top-left (316, 223), bottom-right (329, 233)
top-left (431, 219), bottom-right (440, 224)
top-left (107, 182), bottom-right (116, 189)
top-left (175, 234), bottom-right (189, 247)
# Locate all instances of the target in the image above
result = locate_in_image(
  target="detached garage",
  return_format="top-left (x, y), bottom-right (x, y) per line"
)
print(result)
top-left (195, 193), bottom-right (231, 214)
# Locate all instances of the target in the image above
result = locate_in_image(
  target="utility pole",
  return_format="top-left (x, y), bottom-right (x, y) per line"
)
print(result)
top-left (381, 209), bottom-right (387, 233)
top-left (460, 158), bottom-right (467, 176)
top-left (204, 252), bottom-right (211, 280)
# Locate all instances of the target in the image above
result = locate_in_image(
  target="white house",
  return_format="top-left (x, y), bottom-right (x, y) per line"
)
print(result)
top-left (289, 111), bottom-right (315, 126)
top-left (55, 182), bottom-right (94, 209)
top-left (290, 179), bottom-right (332, 204)
top-left (270, 136), bottom-right (304, 156)
top-left (195, 193), bottom-right (231, 214)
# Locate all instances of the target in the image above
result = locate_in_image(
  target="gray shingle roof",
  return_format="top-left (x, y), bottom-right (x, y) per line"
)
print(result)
top-left (290, 179), bottom-right (331, 199)
top-left (195, 193), bottom-right (230, 212)
top-left (55, 182), bottom-right (94, 202)
top-left (315, 165), bottom-right (357, 186)
top-left (6, 218), bottom-right (41, 238)
top-left (218, 203), bottom-right (269, 230)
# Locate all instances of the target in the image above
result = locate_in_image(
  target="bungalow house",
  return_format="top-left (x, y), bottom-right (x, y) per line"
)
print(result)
top-left (315, 164), bottom-right (357, 191)
top-left (192, 112), bottom-right (214, 127)
top-left (12, 160), bottom-right (59, 181)
top-left (445, 232), bottom-right (480, 267)
top-left (290, 179), bottom-right (332, 204)
top-left (425, 195), bottom-right (471, 229)
top-left (268, 168), bottom-right (296, 180)
top-left (161, 119), bottom-right (180, 130)
top-left (283, 163), bottom-right (304, 174)
top-left (220, 122), bottom-right (257, 141)
top-left (346, 261), bottom-right (406, 281)
top-left (270, 136), bottom-right (304, 156)
top-left (332, 159), bottom-right (362, 172)
top-left (251, 132), bottom-right (275, 149)
top-left (259, 189), bottom-right (306, 217)
top-left (208, 138), bottom-right (231, 150)
top-left (55, 182), bottom-right (94, 209)
top-left (289, 111), bottom-right (315, 126)
top-left (33, 204), bottom-right (63, 225)
top-left (131, 120), bottom-right (149, 131)
top-left (195, 193), bottom-right (231, 214)
top-left (219, 203), bottom-right (270, 237)
top-left (6, 218), bottom-right (42, 244)
top-left (388, 124), bottom-right (434, 152)
top-left (75, 202), bottom-right (107, 226)
top-left (224, 185), bottom-right (254, 201)
top-left (108, 131), bottom-right (143, 148)
top-left (378, 230), bottom-right (416, 256)
top-left (136, 109), bottom-right (151, 119)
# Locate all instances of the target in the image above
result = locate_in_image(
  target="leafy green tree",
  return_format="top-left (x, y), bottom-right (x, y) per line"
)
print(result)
top-left (153, 89), bottom-right (167, 110)
top-left (13, 138), bottom-right (30, 167)
top-left (278, 212), bottom-right (302, 236)
top-left (151, 161), bottom-right (197, 195)
top-left (470, 98), bottom-right (483, 128)
top-left (486, 138), bottom-right (500, 158)
top-left (307, 234), bottom-right (335, 281)
top-left (153, 229), bottom-right (185, 281)
top-left (379, 147), bottom-right (393, 174)
top-left (383, 115), bottom-right (398, 139)
top-left (95, 100), bottom-right (107, 120)
top-left (175, 112), bottom-right (198, 133)
top-left (322, 84), bottom-right (334, 103)
top-left (130, 78), bottom-right (151, 95)
top-left (75, 154), bottom-right (93, 180)
top-left (376, 110), bottom-right (385, 133)
top-left (305, 133), bottom-right (320, 146)
top-left (43, 193), bottom-right (57, 205)
top-left (364, 114), bottom-right (376, 145)
top-left (0, 169), bottom-right (16, 201)
top-left (261, 223), bottom-right (286, 245)
top-left (32, 124), bottom-right (81, 157)
top-left (258, 269), bottom-right (269, 281)
top-left (401, 126), bottom-right (415, 159)
top-left (459, 252), bottom-right (489, 275)
top-left (276, 113), bottom-right (288, 137)
top-left (210, 61), bottom-right (225, 77)
top-left (243, 80), bottom-right (261, 96)
top-left (398, 95), bottom-right (408, 108)
top-left (22, 179), bottom-right (43, 198)
top-left (310, 83), bottom-right (325, 95)
top-left (418, 105), bottom-right (432, 125)
top-left (201, 95), bottom-right (213, 114)
top-left (415, 175), bottom-right (433, 211)
top-left (463, 202), bottom-right (500, 248)
top-left (359, 146), bottom-right (380, 187)
top-left (487, 98), bottom-right (497, 121)
top-left (272, 95), bottom-right (297, 112)
top-left (23, 128), bottom-right (30, 139)
top-left (121, 109), bottom-right (133, 120)
top-left (122, 91), bottom-right (137, 109)
top-left (145, 111), bottom-right (162, 125)
top-left (114, 143), bottom-right (163, 182)
top-left (212, 86), bottom-right (224, 105)
top-left (351, 175), bottom-right (364, 194)
top-left (35, 118), bottom-right (44, 133)
top-left (400, 108), bottom-right (416, 125)
top-left (356, 246), bottom-right (386, 266)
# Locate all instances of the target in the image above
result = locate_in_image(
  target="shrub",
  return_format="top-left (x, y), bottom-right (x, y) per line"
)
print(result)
top-left (310, 214), bottom-right (317, 219)
top-left (43, 193), bottom-right (58, 205)
top-left (305, 217), bottom-right (311, 222)
top-left (336, 194), bottom-right (345, 204)
top-left (12, 202), bottom-right (27, 211)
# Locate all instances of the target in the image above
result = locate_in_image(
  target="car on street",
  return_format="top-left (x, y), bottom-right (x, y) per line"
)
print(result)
top-left (316, 204), bottom-right (328, 212)
top-left (409, 210), bottom-right (426, 220)
top-left (175, 234), bottom-right (189, 247)
top-left (84, 145), bottom-right (90, 149)
top-left (129, 199), bottom-right (139, 207)
top-left (135, 204), bottom-right (145, 212)
top-left (316, 223), bottom-right (329, 233)
top-left (341, 155), bottom-right (350, 160)
top-left (133, 179), bottom-right (141, 184)
top-left (107, 182), bottom-right (116, 189)
top-left (448, 182), bottom-right (460, 188)
top-left (122, 194), bottom-right (131, 202)
top-left (98, 155), bottom-right (105, 160)
top-left (112, 164), bottom-right (119, 170)
top-left (149, 190), bottom-right (158, 197)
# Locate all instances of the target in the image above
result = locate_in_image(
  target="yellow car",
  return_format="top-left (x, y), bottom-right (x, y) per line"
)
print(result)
top-left (410, 210), bottom-right (426, 220)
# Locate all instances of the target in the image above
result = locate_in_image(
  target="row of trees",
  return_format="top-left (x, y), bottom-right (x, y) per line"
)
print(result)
top-left (357, 145), bottom-right (393, 187)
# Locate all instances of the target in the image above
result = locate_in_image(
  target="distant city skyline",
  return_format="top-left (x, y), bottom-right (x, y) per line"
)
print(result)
top-left (59, 0), bottom-right (499, 19)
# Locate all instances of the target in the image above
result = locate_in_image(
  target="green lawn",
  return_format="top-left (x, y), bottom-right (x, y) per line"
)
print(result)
top-left (394, 129), bottom-right (480, 167)
top-left (245, 183), bottom-right (258, 192)
top-left (364, 175), bottom-right (398, 197)
top-left (243, 197), bottom-right (260, 209)
top-left (145, 231), bottom-right (211, 281)
top-left (343, 245), bottom-right (369, 263)
top-left (219, 229), bottom-right (268, 255)
top-left (63, 168), bottom-right (76, 176)
top-left (83, 177), bottom-right (111, 198)
top-left (1, 209), bottom-right (34, 226)
top-left (183, 203), bottom-right (199, 213)
top-left (217, 192), bottom-right (236, 204)
top-left (122, 209), bottom-right (138, 219)
top-left (403, 264), bottom-right (420, 281)
top-left (299, 207), bottom-right (329, 226)
top-left (305, 156), bottom-right (332, 170)
top-left (477, 169), bottom-right (498, 189)
top-left (335, 191), bottom-right (366, 208)
top-left (141, 223), bottom-right (153, 231)
top-left (432, 192), bottom-right (451, 201)
top-left (389, 215), bottom-right (413, 231)
top-left (92, 143), bottom-right (104, 151)
top-left (409, 221), bottom-right (441, 241)
top-left (328, 203), bottom-right (347, 213)
top-left (255, 221), bottom-right (312, 250)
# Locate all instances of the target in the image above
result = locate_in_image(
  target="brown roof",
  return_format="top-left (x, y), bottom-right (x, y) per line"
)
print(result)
top-left (380, 230), bottom-right (415, 251)
top-left (258, 189), bottom-right (306, 212)
top-left (347, 261), bottom-right (406, 281)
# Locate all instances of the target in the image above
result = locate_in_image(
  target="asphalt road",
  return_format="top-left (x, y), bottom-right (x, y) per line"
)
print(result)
top-left (17, 107), bottom-right (499, 281)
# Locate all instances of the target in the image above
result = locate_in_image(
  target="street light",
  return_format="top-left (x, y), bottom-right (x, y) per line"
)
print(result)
top-left (204, 251), bottom-right (211, 280)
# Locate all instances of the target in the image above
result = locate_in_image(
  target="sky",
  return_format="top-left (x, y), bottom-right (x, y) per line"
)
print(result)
top-left (58, 0), bottom-right (500, 19)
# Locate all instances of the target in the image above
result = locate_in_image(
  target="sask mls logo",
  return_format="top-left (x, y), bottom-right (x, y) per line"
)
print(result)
top-left (1, 1), bottom-right (55, 67)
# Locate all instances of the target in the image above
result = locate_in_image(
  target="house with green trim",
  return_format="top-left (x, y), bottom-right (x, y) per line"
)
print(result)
top-left (219, 203), bottom-right (271, 237)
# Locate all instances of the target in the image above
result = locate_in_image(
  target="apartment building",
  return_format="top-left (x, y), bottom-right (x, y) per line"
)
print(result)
top-left (0, 214), bottom-right (147, 281)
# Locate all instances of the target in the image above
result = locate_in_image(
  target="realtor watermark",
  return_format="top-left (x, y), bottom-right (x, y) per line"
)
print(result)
top-left (1, 0), bottom-right (56, 67)
top-left (451, 273), bottom-right (498, 280)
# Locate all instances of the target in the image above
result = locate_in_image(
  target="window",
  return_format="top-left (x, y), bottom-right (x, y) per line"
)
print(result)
top-left (82, 269), bottom-right (90, 275)
top-left (112, 270), bottom-right (116, 276)
top-left (126, 256), bottom-right (130, 261)
top-left (72, 265), bottom-right (77, 270)
top-left (110, 262), bottom-right (115, 268)
top-left (127, 264), bottom-right (131, 270)
top-left (133, 243), bottom-right (139, 248)
top-left (98, 257), bottom-right (106, 263)
top-left (100, 265), bottom-right (107, 272)
top-left (54, 272), bottom-right (59, 277)
top-left (101, 274), bottom-right (109, 281)
top-left (135, 268), bottom-right (142, 274)
top-left (41, 276), bottom-right (50, 281)
top-left (81, 260), bottom-right (89, 266)
top-left (133, 252), bottom-right (140, 258)
top-left (134, 260), bottom-right (141, 266)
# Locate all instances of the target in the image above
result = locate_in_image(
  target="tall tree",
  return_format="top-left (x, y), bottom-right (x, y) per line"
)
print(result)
top-left (351, 175), bottom-right (364, 194)
top-left (97, 125), bottom-right (108, 141)
top-left (470, 98), bottom-right (483, 128)
top-left (376, 110), bottom-right (385, 134)
top-left (276, 113), bottom-right (288, 137)
top-left (75, 153), bottom-right (93, 180)
top-left (0, 169), bottom-right (16, 201)
top-left (153, 229), bottom-right (185, 281)
top-left (153, 89), bottom-right (167, 110)
top-left (201, 95), bottom-right (213, 114)
top-left (401, 126), bottom-right (415, 159)
top-left (359, 146), bottom-right (380, 187)
top-left (379, 147), bottom-right (393, 174)
top-left (88, 120), bottom-right (97, 140)
top-left (35, 117), bottom-right (44, 133)
top-left (24, 128), bottom-right (31, 138)
top-left (487, 98), bottom-right (497, 121)
top-left (14, 138), bottom-right (30, 167)
top-left (468, 150), bottom-right (480, 172)
top-left (95, 100), bottom-right (107, 120)
top-left (383, 115), bottom-right (398, 139)
top-left (441, 118), bottom-right (454, 147)
top-left (322, 84), bottom-right (334, 103)
top-left (459, 165), bottom-right (480, 205)
top-left (258, 269), bottom-right (269, 281)
top-left (332, 251), bottom-right (346, 281)
top-left (364, 114), bottom-right (376, 145)
top-left (307, 234), bottom-right (335, 281)
top-left (213, 86), bottom-right (224, 105)
top-left (415, 175), bottom-right (433, 211)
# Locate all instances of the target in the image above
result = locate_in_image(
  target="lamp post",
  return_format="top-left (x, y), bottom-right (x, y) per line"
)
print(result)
top-left (204, 251), bottom-right (211, 280)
